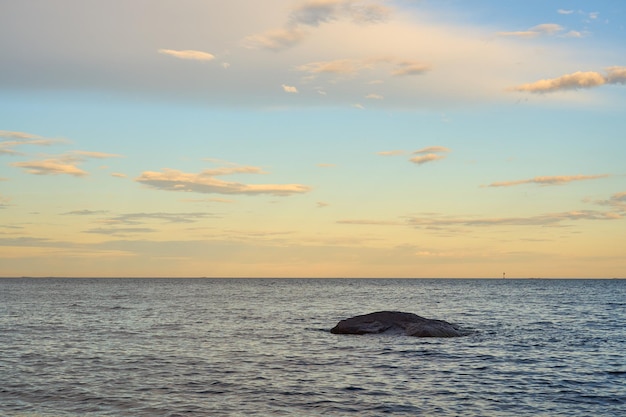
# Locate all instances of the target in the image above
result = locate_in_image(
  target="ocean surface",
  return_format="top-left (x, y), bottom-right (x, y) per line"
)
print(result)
top-left (1, 278), bottom-right (625, 416)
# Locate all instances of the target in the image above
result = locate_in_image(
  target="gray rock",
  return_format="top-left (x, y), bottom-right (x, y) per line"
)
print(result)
top-left (330, 311), bottom-right (466, 337)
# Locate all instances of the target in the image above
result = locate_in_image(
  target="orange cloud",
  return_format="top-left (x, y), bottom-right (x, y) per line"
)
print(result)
top-left (10, 151), bottom-right (123, 177)
top-left (414, 146), bottom-right (450, 154)
top-left (487, 174), bottom-right (609, 187)
top-left (391, 61), bottom-right (431, 76)
top-left (282, 84), bottom-right (299, 93)
top-left (410, 153), bottom-right (446, 165)
top-left (135, 167), bottom-right (311, 196)
top-left (242, 27), bottom-right (307, 50)
top-left (510, 67), bottom-right (626, 93)
top-left (158, 49), bottom-right (215, 61)
top-left (497, 23), bottom-right (564, 38)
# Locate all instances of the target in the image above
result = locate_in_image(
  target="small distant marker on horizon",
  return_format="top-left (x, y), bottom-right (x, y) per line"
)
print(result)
top-left (503, 272), bottom-right (506, 279)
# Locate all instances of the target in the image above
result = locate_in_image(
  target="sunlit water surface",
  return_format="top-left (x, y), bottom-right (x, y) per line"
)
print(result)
top-left (1, 278), bottom-right (625, 416)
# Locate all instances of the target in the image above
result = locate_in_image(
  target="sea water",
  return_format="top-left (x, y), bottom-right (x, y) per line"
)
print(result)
top-left (1, 278), bottom-right (625, 416)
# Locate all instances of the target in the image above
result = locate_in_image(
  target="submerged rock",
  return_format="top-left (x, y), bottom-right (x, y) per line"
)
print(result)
top-left (330, 311), bottom-right (466, 337)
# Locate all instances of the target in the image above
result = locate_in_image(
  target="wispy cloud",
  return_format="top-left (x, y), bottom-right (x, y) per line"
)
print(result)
top-left (410, 153), bottom-right (447, 165)
top-left (181, 197), bottom-right (234, 204)
top-left (135, 164), bottom-right (311, 196)
top-left (391, 61), bottom-right (431, 76)
top-left (339, 209), bottom-right (622, 230)
top-left (244, 0), bottom-right (390, 51)
top-left (282, 84), bottom-right (299, 93)
top-left (487, 174), bottom-right (609, 187)
top-left (557, 9), bottom-right (575, 15)
top-left (409, 145), bottom-right (450, 165)
top-left (289, 0), bottom-right (390, 27)
top-left (510, 67), bottom-right (626, 93)
top-left (296, 59), bottom-right (368, 76)
top-left (1, 130), bottom-right (69, 155)
top-left (0, 194), bottom-right (10, 209)
top-left (61, 209), bottom-right (110, 216)
top-left (72, 150), bottom-right (123, 159)
top-left (12, 156), bottom-right (88, 177)
top-left (296, 57), bottom-right (431, 81)
top-left (497, 23), bottom-right (564, 38)
top-left (590, 191), bottom-right (626, 210)
top-left (11, 151), bottom-right (123, 177)
top-left (157, 49), bottom-right (215, 61)
top-left (85, 227), bottom-right (157, 236)
top-left (377, 150), bottom-right (406, 156)
top-left (101, 212), bottom-right (214, 225)
top-left (378, 145), bottom-right (450, 165)
top-left (242, 27), bottom-right (308, 50)
top-left (414, 146), bottom-right (451, 154)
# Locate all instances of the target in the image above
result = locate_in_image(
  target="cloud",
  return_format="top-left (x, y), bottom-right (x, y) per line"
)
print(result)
top-left (296, 58), bottom-right (431, 81)
top-left (589, 191), bottom-right (626, 211)
top-left (339, 208), bottom-right (622, 230)
top-left (317, 201), bottom-right (330, 208)
top-left (282, 84), bottom-right (299, 93)
top-left (289, 0), bottom-right (344, 27)
top-left (202, 166), bottom-right (267, 176)
top-left (62, 209), bottom-right (109, 216)
top-left (1, 130), bottom-right (42, 140)
top-left (102, 212), bottom-right (214, 225)
top-left (409, 153), bottom-right (447, 165)
top-left (414, 146), bottom-right (450, 154)
top-left (72, 150), bottom-right (123, 159)
top-left (0, 194), bottom-right (10, 209)
top-left (391, 61), bottom-right (431, 76)
top-left (111, 172), bottom-right (127, 178)
top-left (365, 93), bottom-right (383, 99)
top-left (242, 27), bottom-right (308, 50)
top-left (157, 49), bottom-right (215, 61)
top-left (12, 156), bottom-right (88, 177)
top-left (289, 0), bottom-right (390, 27)
top-left (404, 211), bottom-right (621, 228)
top-left (377, 150), bottom-right (406, 156)
top-left (1, 130), bottom-right (69, 155)
top-left (510, 66), bottom-right (626, 93)
top-left (557, 9), bottom-right (574, 15)
top-left (135, 165), bottom-right (311, 196)
top-left (511, 71), bottom-right (605, 93)
top-left (244, 0), bottom-right (390, 51)
top-left (487, 174), bottom-right (609, 187)
top-left (85, 227), bottom-right (157, 235)
top-left (407, 146), bottom-right (449, 164)
top-left (563, 30), bottom-right (585, 38)
top-left (606, 66), bottom-right (626, 84)
top-left (10, 150), bottom-right (123, 177)
top-left (1, 1), bottom-right (617, 109)
top-left (296, 59), bottom-right (367, 76)
top-left (379, 146), bottom-right (449, 164)
top-left (497, 23), bottom-right (564, 38)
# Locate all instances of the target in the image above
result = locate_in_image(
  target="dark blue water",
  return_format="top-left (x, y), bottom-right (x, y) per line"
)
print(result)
top-left (1, 278), bottom-right (625, 416)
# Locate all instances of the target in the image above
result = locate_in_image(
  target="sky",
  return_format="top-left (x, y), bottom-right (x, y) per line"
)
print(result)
top-left (1, 0), bottom-right (625, 278)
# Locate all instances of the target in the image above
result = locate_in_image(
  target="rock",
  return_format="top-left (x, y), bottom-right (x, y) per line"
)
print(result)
top-left (330, 311), bottom-right (466, 337)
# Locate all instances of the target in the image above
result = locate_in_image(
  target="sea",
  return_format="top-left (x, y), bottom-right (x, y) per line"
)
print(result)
top-left (1, 278), bottom-right (625, 416)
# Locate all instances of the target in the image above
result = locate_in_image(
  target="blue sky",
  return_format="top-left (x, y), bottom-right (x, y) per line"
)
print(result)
top-left (1, 0), bottom-right (625, 277)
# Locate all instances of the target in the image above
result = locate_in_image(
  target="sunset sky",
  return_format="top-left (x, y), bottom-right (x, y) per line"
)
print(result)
top-left (1, 0), bottom-right (625, 278)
